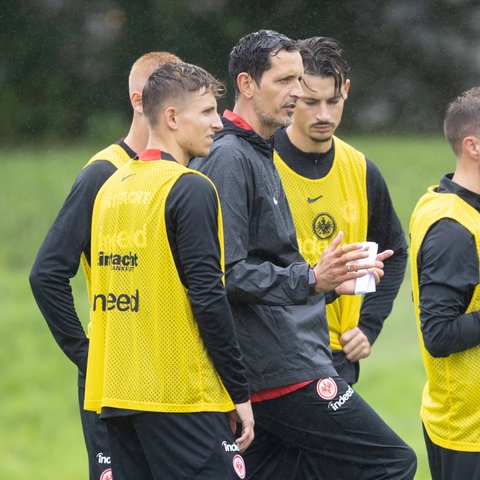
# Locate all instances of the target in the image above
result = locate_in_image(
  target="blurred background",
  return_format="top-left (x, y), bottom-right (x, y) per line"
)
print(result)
top-left (1, 1), bottom-right (477, 478)
top-left (2, 0), bottom-right (480, 146)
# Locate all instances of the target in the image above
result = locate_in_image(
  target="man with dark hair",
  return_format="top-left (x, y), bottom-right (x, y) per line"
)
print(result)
top-left (273, 36), bottom-right (407, 385)
top-left (191, 30), bottom-right (416, 480)
top-left (84, 61), bottom-right (254, 480)
top-left (410, 86), bottom-right (480, 479)
top-left (30, 51), bottom-right (180, 479)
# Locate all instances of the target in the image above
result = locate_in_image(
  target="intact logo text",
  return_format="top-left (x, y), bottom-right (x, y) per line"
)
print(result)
top-left (98, 251), bottom-right (139, 272)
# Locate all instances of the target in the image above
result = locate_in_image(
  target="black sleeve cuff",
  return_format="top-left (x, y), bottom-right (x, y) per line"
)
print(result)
top-left (308, 268), bottom-right (317, 293)
top-left (324, 290), bottom-right (340, 304)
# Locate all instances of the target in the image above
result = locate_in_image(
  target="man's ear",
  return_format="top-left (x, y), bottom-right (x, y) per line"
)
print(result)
top-left (164, 106), bottom-right (178, 130)
top-left (343, 78), bottom-right (351, 100)
top-left (237, 72), bottom-right (255, 99)
top-left (131, 90), bottom-right (143, 113)
top-left (463, 136), bottom-right (480, 159)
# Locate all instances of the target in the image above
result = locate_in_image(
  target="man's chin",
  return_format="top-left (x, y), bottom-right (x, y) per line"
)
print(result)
top-left (310, 134), bottom-right (332, 144)
top-left (189, 148), bottom-right (210, 160)
top-left (277, 116), bottom-right (294, 128)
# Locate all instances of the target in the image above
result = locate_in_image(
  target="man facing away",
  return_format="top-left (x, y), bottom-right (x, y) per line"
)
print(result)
top-left (191, 29), bottom-right (416, 480)
top-left (273, 36), bottom-right (408, 384)
top-left (410, 86), bottom-right (480, 480)
top-left (29, 51), bottom-right (180, 479)
top-left (84, 61), bottom-right (254, 480)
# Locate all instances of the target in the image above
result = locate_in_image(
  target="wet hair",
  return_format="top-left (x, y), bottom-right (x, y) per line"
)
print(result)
top-left (228, 29), bottom-right (298, 99)
top-left (128, 51), bottom-right (181, 94)
top-left (142, 61), bottom-right (225, 128)
top-left (297, 37), bottom-right (349, 97)
top-left (444, 86), bottom-right (480, 157)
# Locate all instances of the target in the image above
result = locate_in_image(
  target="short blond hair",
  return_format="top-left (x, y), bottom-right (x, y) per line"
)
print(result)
top-left (128, 51), bottom-right (180, 95)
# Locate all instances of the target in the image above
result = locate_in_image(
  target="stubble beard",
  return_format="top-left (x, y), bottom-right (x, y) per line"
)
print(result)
top-left (308, 122), bottom-right (335, 146)
top-left (311, 133), bottom-right (333, 144)
top-left (254, 101), bottom-right (293, 132)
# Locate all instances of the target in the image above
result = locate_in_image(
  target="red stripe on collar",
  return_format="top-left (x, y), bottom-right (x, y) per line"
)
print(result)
top-left (223, 109), bottom-right (254, 131)
top-left (137, 149), bottom-right (162, 161)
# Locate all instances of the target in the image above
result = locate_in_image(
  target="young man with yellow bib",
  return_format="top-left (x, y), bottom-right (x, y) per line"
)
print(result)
top-left (84, 61), bottom-right (254, 480)
top-left (410, 86), bottom-right (480, 479)
top-left (30, 51), bottom-right (180, 479)
top-left (273, 37), bottom-right (407, 385)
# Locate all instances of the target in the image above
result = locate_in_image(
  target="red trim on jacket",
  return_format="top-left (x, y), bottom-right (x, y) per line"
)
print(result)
top-left (223, 110), bottom-right (254, 131)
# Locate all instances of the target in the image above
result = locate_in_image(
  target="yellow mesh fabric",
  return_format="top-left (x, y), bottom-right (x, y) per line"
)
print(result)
top-left (80, 143), bottom-right (133, 311)
top-left (274, 136), bottom-right (368, 349)
top-left (410, 187), bottom-right (480, 451)
top-left (84, 159), bottom-right (234, 414)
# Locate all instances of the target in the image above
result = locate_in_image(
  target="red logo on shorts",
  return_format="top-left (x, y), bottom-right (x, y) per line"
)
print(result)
top-left (233, 454), bottom-right (246, 479)
top-left (100, 468), bottom-right (113, 480)
top-left (317, 377), bottom-right (338, 400)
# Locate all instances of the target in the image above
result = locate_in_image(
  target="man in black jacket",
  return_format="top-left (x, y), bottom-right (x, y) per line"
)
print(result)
top-left (191, 30), bottom-right (416, 480)
top-left (85, 60), bottom-right (254, 480)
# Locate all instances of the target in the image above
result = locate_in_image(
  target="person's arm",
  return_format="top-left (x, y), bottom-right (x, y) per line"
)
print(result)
top-left (193, 142), bottom-right (374, 306)
top-left (194, 142), bottom-right (314, 306)
top-left (357, 159), bottom-right (408, 345)
top-left (418, 219), bottom-right (480, 357)
top-left (29, 160), bottom-right (116, 374)
top-left (166, 172), bottom-right (250, 404)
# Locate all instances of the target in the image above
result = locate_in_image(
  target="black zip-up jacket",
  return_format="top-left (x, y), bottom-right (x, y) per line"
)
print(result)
top-left (190, 114), bottom-right (337, 392)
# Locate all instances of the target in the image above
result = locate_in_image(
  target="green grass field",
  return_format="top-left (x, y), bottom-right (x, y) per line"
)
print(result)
top-left (0, 137), bottom-right (453, 479)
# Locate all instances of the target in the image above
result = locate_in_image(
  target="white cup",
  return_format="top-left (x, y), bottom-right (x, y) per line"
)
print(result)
top-left (354, 242), bottom-right (378, 294)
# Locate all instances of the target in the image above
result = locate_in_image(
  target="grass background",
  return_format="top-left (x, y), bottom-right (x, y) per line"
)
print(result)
top-left (0, 136), bottom-right (453, 479)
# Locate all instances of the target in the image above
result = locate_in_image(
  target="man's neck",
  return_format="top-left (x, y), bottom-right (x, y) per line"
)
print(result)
top-left (452, 166), bottom-right (480, 195)
top-left (146, 134), bottom-right (187, 166)
top-left (232, 104), bottom-right (275, 140)
top-left (123, 115), bottom-right (149, 154)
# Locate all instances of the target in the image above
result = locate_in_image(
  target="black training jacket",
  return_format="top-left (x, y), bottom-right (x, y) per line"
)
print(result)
top-left (190, 115), bottom-right (337, 392)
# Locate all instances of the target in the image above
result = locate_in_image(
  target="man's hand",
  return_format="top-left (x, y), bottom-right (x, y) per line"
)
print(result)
top-left (339, 327), bottom-right (371, 362)
top-left (312, 232), bottom-right (392, 293)
top-left (334, 247), bottom-right (394, 295)
top-left (228, 400), bottom-right (254, 452)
